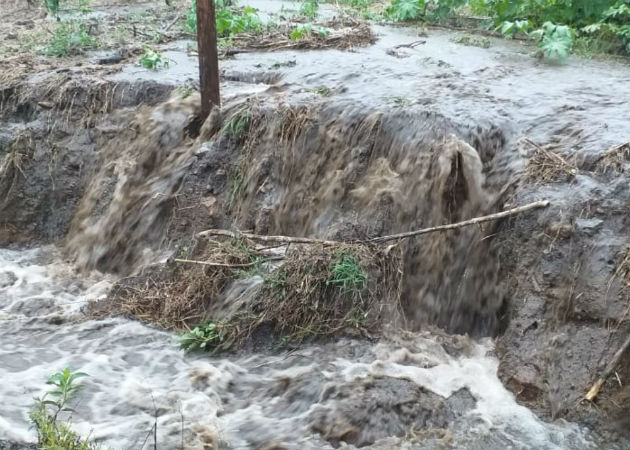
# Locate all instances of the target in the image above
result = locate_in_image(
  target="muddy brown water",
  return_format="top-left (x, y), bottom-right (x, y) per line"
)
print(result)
top-left (1, 2), bottom-right (630, 449)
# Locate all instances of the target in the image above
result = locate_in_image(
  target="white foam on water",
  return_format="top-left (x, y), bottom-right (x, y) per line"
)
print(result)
top-left (0, 247), bottom-right (595, 450)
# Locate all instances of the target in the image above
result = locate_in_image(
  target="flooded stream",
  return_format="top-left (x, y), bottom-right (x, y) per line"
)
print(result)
top-left (0, 247), bottom-right (597, 450)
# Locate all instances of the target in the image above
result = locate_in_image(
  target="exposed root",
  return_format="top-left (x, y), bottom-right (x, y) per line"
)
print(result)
top-left (0, 130), bottom-right (33, 210)
top-left (522, 137), bottom-right (578, 183)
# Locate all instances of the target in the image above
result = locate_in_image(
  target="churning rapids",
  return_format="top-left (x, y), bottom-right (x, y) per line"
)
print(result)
top-left (0, 248), bottom-right (594, 449)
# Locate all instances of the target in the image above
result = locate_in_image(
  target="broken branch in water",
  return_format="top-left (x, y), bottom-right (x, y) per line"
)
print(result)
top-left (197, 200), bottom-right (550, 245)
top-left (585, 333), bottom-right (630, 401)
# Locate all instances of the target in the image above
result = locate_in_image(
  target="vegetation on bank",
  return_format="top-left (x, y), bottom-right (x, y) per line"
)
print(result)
top-left (30, 368), bottom-right (99, 450)
top-left (25, 0), bottom-right (628, 62)
top-left (383, 0), bottom-right (630, 60)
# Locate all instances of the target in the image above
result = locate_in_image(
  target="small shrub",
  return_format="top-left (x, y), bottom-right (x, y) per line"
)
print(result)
top-left (45, 0), bottom-right (60, 16)
top-left (299, 0), bottom-right (319, 20)
top-left (311, 86), bottom-right (332, 96)
top-left (44, 21), bottom-right (98, 57)
top-left (139, 48), bottom-right (169, 70)
top-left (386, 0), bottom-right (423, 21)
top-left (216, 6), bottom-right (262, 36)
top-left (339, 0), bottom-right (371, 10)
top-left (531, 21), bottom-right (573, 61)
top-left (30, 368), bottom-right (98, 450)
top-left (179, 321), bottom-right (225, 351)
top-left (290, 24), bottom-right (311, 40)
top-left (498, 19), bottom-right (531, 37)
top-left (188, 0), bottom-right (262, 37)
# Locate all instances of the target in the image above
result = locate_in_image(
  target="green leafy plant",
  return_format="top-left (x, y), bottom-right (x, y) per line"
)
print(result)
top-left (498, 19), bottom-right (531, 37)
top-left (223, 109), bottom-right (251, 138)
top-left (139, 48), bottom-right (169, 70)
top-left (531, 21), bottom-right (573, 61)
top-left (30, 368), bottom-right (97, 450)
top-left (289, 24), bottom-right (329, 40)
top-left (264, 268), bottom-right (287, 299)
top-left (188, 0), bottom-right (262, 36)
top-left (327, 253), bottom-right (367, 294)
top-left (44, 21), bottom-right (98, 57)
top-left (216, 6), bottom-right (262, 36)
top-left (309, 86), bottom-right (332, 96)
top-left (299, 0), bottom-right (319, 20)
top-left (179, 321), bottom-right (225, 351)
top-left (177, 86), bottom-right (195, 98)
top-left (386, 0), bottom-right (423, 21)
top-left (338, 0), bottom-right (371, 9)
top-left (290, 24), bottom-right (311, 40)
top-left (76, 0), bottom-right (91, 14)
top-left (45, 0), bottom-right (60, 16)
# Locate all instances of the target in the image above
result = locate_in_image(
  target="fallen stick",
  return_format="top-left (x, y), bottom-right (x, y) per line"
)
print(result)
top-left (585, 332), bottom-right (630, 401)
top-left (173, 256), bottom-right (284, 267)
top-left (197, 229), bottom-right (342, 246)
top-left (370, 200), bottom-right (550, 243)
top-left (197, 200), bottom-right (549, 245)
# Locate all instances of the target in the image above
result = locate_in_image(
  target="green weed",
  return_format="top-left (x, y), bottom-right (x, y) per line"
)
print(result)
top-left (223, 109), bottom-right (252, 138)
top-left (179, 321), bottom-right (225, 351)
top-left (383, 0), bottom-right (630, 56)
top-left (386, 0), bottom-right (423, 21)
top-left (299, 0), bottom-right (319, 20)
top-left (30, 368), bottom-right (98, 450)
top-left (228, 165), bottom-right (246, 206)
top-left (44, 21), bottom-right (98, 57)
top-left (76, 0), bottom-right (92, 14)
top-left (309, 86), bottom-right (332, 96)
top-left (531, 21), bottom-right (573, 61)
top-left (177, 86), bottom-right (195, 98)
top-left (338, 0), bottom-right (371, 10)
top-left (290, 24), bottom-right (330, 40)
top-left (327, 252), bottom-right (367, 294)
top-left (139, 47), bottom-right (169, 69)
top-left (497, 19), bottom-right (531, 37)
top-left (394, 97), bottom-right (406, 107)
top-left (264, 268), bottom-right (287, 299)
top-left (45, 0), bottom-right (60, 16)
top-left (187, 0), bottom-right (262, 36)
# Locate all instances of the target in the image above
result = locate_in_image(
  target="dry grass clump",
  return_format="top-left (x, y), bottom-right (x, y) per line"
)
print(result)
top-left (90, 238), bottom-right (257, 330)
top-left (595, 142), bottom-right (630, 174)
top-left (522, 137), bottom-right (578, 183)
top-left (223, 23), bottom-right (374, 55)
top-left (213, 242), bottom-right (403, 350)
top-left (92, 236), bottom-right (404, 351)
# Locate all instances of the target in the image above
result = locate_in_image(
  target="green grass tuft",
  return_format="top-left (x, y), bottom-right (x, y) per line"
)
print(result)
top-left (327, 252), bottom-right (367, 294)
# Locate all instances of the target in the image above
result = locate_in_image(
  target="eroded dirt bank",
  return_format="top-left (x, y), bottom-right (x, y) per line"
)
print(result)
top-left (1, 1), bottom-right (629, 448)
